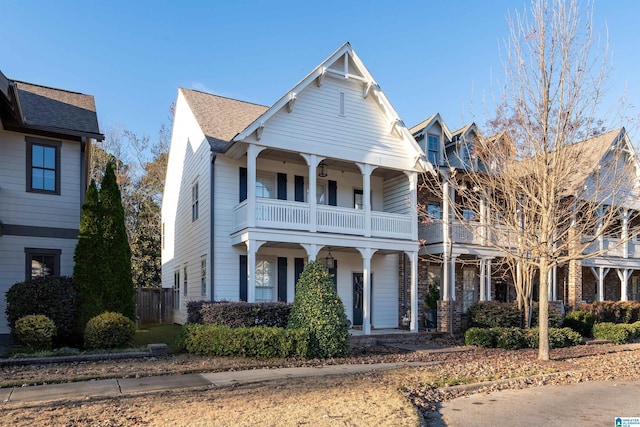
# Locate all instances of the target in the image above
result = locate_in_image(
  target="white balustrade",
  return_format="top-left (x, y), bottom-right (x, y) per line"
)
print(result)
top-left (233, 201), bottom-right (248, 230)
top-left (255, 199), bottom-right (309, 230)
top-left (371, 211), bottom-right (412, 239)
top-left (317, 205), bottom-right (364, 235)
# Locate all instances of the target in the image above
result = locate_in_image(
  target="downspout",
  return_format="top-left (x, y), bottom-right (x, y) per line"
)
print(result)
top-left (80, 137), bottom-right (87, 205)
top-left (209, 150), bottom-right (217, 301)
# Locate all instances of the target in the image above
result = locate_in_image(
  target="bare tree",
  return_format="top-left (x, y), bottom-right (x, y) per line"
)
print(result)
top-left (422, 0), bottom-right (635, 360)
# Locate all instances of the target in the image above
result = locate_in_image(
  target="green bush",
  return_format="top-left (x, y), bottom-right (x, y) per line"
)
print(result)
top-left (494, 327), bottom-right (526, 349)
top-left (579, 301), bottom-right (640, 324)
top-left (592, 322), bottom-right (631, 344)
top-left (526, 327), bottom-right (583, 348)
top-left (467, 302), bottom-right (522, 328)
top-left (199, 301), bottom-right (291, 328)
top-left (563, 310), bottom-right (597, 337)
top-left (84, 312), bottom-right (136, 349)
top-left (287, 260), bottom-right (349, 358)
top-left (464, 327), bottom-right (497, 347)
top-left (178, 324), bottom-right (308, 359)
top-left (14, 315), bottom-right (57, 350)
top-left (5, 276), bottom-right (79, 346)
top-left (628, 321), bottom-right (640, 339)
top-left (530, 302), bottom-right (564, 328)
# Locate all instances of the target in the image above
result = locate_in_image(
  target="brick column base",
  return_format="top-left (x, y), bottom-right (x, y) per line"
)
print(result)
top-left (437, 300), bottom-right (463, 334)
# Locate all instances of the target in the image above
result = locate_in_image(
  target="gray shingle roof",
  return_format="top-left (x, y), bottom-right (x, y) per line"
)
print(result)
top-left (180, 88), bottom-right (268, 152)
top-left (14, 81), bottom-right (101, 137)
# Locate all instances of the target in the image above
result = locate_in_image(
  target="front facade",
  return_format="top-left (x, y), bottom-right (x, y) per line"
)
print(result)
top-left (414, 113), bottom-right (640, 332)
top-left (0, 70), bottom-right (102, 336)
top-left (162, 43), bottom-right (423, 334)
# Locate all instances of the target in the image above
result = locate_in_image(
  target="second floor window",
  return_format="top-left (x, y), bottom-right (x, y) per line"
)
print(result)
top-left (192, 181), bottom-right (199, 221)
top-left (427, 135), bottom-right (439, 165)
top-left (27, 138), bottom-right (61, 194)
top-left (256, 174), bottom-right (275, 198)
top-left (427, 202), bottom-right (442, 220)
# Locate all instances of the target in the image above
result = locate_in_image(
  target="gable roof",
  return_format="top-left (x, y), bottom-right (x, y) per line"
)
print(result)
top-left (231, 42), bottom-right (423, 156)
top-left (0, 71), bottom-right (103, 141)
top-left (410, 113), bottom-right (452, 141)
top-left (180, 88), bottom-right (268, 152)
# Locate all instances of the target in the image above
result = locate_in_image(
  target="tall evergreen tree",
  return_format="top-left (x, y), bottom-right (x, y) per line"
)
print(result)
top-left (99, 162), bottom-right (136, 320)
top-left (74, 180), bottom-right (106, 328)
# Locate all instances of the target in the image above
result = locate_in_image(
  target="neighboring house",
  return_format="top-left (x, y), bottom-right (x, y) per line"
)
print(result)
top-left (414, 113), bottom-right (640, 332)
top-left (162, 43), bottom-right (424, 334)
top-left (0, 70), bottom-right (103, 337)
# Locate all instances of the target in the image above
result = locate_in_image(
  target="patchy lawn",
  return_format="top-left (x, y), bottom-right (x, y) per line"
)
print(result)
top-left (131, 323), bottom-right (182, 352)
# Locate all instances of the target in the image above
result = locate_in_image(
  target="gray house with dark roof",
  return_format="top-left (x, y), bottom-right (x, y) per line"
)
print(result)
top-left (0, 69), bottom-right (103, 337)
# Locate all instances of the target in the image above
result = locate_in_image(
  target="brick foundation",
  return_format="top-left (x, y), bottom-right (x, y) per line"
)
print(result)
top-left (437, 300), bottom-right (463, 334)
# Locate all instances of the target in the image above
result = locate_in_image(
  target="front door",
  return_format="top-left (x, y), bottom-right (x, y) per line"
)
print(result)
top-left (352, 273), bottom-right (363, 326)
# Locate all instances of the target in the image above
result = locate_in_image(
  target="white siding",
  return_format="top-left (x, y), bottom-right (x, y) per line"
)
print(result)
top-left (250, 77), bottom-right (419, 172)
top-left (383, 175), bottom-right (411, 214)
top-left (161, 91), bottom-right (211, 321)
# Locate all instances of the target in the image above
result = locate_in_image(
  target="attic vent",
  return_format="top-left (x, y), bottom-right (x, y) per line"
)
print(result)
top-left (339, 91), bottom-right (345, 116)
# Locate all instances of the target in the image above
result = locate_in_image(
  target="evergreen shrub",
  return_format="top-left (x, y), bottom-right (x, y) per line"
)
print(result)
top-left (525, 327), bottom-right (583, 348)
top-left (84, 312), bottom-right (136, 349)
top-left (563, 310), bottom-right (596, 337)
top-left (14, 314), bottom-right (57, 350)
top-left (579, 301), bottom-right (640, 324)
top-left (467, 302), bottom-right (521, 328)
top-left (287, 260), bottom-right (349, 358)
top-left (592, 322), bottom-right (631, 344)
top-left (199, 301), bottom-right (291, 328)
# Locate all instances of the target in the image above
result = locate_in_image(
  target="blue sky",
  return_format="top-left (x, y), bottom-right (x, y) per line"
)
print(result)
top-left (2, 0), bottom-right (639, 143)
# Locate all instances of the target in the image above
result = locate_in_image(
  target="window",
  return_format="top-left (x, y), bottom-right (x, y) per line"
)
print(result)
top-left (192, 181), bottom-right (199, 221)
top-left (255, 257), bottom-right (275, 302)
top-left (462, 209), bottom-right (476, 221)
top-left (183, 265), bottom-right (188, 296)
top-left (462, 268), bottom-right (478, 312)
top-left (427, 202), bottom-right (442, 220)
top-left (25, 248), bottom-right (60, 280)
top-left (427, 135), bottom-right (439, 165)
top-left (173, 270), bottom-right (180, 309)
top-left (256, 174), bottom-right (275, 198)
top-left (339, 91), bottom-right (345, 116)
top-left (316, 182), bottom-right (327, 205)
top-left (354, 189), bottom-right (363, 210)
top-left (201, 258), bottom-right (207, 296)
top-left (27, 138), bottom-right (61, 194)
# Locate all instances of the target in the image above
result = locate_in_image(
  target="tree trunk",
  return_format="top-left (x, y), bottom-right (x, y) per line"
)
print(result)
top-left (538, 261), bottom-right (550, 361)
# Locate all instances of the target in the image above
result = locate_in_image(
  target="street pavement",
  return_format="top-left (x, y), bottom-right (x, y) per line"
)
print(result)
top-left (435, 380), bottom-right (640, 427)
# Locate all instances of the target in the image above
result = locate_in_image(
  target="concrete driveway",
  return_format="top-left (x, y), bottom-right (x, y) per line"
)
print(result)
top-left (434, 381), bottom-right (640, 427)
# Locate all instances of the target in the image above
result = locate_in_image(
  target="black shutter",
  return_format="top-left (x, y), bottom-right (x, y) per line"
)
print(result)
top-left (239, 167), bottom-right (247, 202)
top-left (239, 255), bottom-right (247, 301)
top-left (294, 175), bottom-right (305, 202)
top-left (294, 257), bottom-right (304, 291)
top-left (328, 180), bottom-right (337, 206)
top-left (328, 260), bottom-right (338, 290)
top-left (277, 257), bottom-right (288, 302)
top-left (277, 173), bottom-right (287, 200)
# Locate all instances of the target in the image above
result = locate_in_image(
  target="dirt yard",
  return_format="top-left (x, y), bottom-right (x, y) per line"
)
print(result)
top-left (2, 342), bottom-right (640, 426)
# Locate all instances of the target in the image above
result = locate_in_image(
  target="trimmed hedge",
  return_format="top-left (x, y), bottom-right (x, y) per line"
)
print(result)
top-left (14, 314), bottom-right (57, 350)
top-left (5, 276), bottom-right (79, 346)
top-left (177, 324), bottom-right (308, 359)
top-left (198, 302), bottom-right (291, 328)
top-left (467, 302), bottom-right (521, 328)
top-left (578, 301), bottom-right (640, 324)
top-left (592, 322), bottom-right (632, 344)
top-left (465, 327), bottom-right (582, 349)
top-left (186, 300), bottom-right (208, 324)
top-left (563, 310), bottom-right (597, 337)
top-left (84, 312), bottom-right (136, 349)
top-left (530, 302), bottom-right (564, 328)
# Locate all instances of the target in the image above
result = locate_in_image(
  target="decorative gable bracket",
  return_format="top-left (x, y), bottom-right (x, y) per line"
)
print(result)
top-left (390, 118), bottom-right (404, 136)
top-left (363, 81), bottom-right (373, 98)
top-left (286, 93), bottom-right (296, 113)
top-left (256, 122), bottom-right (265, 141)
top-left (316, 68), bottom-right (326, 87)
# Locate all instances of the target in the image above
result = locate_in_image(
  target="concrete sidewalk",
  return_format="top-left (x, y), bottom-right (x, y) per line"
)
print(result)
top-left (2, 361), bottom-right (434, 404)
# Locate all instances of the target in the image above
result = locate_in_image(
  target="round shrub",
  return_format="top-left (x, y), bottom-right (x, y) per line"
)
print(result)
top-left (84, 312), bottom-right (136, 349)
top-left (592, 322), bottom-right (630, 344)
top-left (494, 327), bottom-right (526, 349)
top-left (563, 310), bottom-right (596, 337)
top-left (287, 260), bottom-right (349, 358)
top-left (15, 314), bottom-right (57, 350)
top-left (467, 302), bottom-right (522, 328)
top-left (5, 276), bottom-right (79, 346)
top-left (464, 327), bottom-right (497, 347)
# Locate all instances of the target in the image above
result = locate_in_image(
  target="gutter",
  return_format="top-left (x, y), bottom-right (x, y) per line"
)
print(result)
top-left (210, 149), bottom-right (217, 300)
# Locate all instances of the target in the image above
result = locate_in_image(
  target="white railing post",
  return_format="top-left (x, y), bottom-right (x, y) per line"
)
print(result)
top-left (247, 145), bottom-right (266, 229)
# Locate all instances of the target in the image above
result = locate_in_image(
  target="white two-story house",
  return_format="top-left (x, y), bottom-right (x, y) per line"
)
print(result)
top-left (0, 70), bottom-right (103, 339)
top-left (162, 43), bottom-right (424, 334)
top-left (414, 112), bottom-right (640, 332)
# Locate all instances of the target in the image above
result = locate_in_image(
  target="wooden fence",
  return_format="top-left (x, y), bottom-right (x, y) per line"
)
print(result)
top-left (136, 287), bottom-right (174, 324)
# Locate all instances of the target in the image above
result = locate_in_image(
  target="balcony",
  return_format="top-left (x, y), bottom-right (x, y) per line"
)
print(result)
top-left (583, 236), bottom-right (627, 258)
top-left (233, 198), bottom-right (413, 240)
top-left (421, 220), bottom-right (485, 245)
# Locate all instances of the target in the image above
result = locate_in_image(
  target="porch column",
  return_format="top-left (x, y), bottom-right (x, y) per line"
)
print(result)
top-left (479, 258), bottom-right (486, 301)
top-left (597, 206), bottom-right (604, 252)
top-left (357, 163), bottom-right (374, 237)
top-left (450, 256), bottom-right (457, 301)
top-left (301, 243), bottom-right (320, 261)
top-left (247, 145), bottom-right (266, 228)
top-left (245, 239), bottom-right (265, 303)
top-left (358, 247), bottom-right (373, 335)
top-left (486, 259), bottom-right (492, 301)
top-left (590, 267), bottom-right (610, 302)
top-left (301, 154), bottom-right (323, 233)
top-left (617, 268), bottom-right (632, 301)
top-left (622, 209), bottom-right (631, 259)
top-left (406, 250), bottom-right (419, 332)
top-left (404, 171), bottom-right (418, 240)
top-left (442, 171), bottom-right (452, 301)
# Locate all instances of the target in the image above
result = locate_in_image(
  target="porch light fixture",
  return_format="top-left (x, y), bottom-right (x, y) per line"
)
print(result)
top-left (325, 250), bottom-right (335, 269)
top-left (318, 161), bottom-right (328, 177)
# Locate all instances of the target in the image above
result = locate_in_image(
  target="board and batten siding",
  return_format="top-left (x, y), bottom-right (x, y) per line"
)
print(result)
top-left (161, 91), bottom-right (211, 323)
top-left (247, 77), bottom-right (419, 172)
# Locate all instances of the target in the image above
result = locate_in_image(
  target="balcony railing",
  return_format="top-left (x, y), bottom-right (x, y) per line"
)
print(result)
top-left (233, 198), bottom-right (413, 240)
top-left (583, 236), bottom-right (626, 258)
top-left (421, 220), bottom-right (486, 245)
